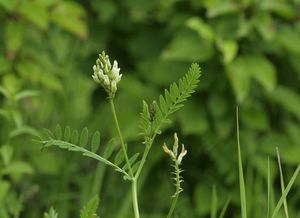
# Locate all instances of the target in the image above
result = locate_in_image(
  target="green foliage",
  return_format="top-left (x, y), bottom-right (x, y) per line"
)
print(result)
top-left (44, 207), bottom-right (58, 218)
top-left (43, 196), bottom-right (100, 218)
top-left (40, 126), bottom-right (132, 179)
top-left (236, 113), bottom-right (300, 218)
top-left (1, 0), bottom-right (300, 217)
top-left (155, 63), bottom-right (201, 126)
top-left (80, 196), bottom-right (100, 218)
top-left (236, 108), bottom-right (247, 218)
top-left (140, 63), bottom-right (201, 144)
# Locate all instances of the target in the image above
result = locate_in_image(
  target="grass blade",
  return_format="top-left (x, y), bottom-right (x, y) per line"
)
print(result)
top-left (219, 195), bottom-right (231, 218)
top-left (236, 107), bottom-right (247, 218)
top-left (271, 164), bottom-right (300, 218)
top-left (267, 157), bottom-right (271, 218)
top-left (276, 147), bottom-right (289, 218)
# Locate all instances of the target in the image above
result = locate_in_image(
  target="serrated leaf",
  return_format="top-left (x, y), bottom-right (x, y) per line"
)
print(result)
top-left (91, 131), bottom-right (100, 152)
top-left (64, 126), bottom-right (71, 141)
top-left (79, 127), bottom-right (89, 147)
top-left (54, 125), bottom-right (62, 140)
top-left (71, 130), bottom-right (79, 144)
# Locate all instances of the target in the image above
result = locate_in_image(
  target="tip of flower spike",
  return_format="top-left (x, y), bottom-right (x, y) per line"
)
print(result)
top-left (173, 133), bottom-right (179, 156)
top-left (92, 51), bottom-right (122, 99)
top-left (162, 133), bottom-right (187, 164)
top-left (177, 144), bottom-right (187, 164)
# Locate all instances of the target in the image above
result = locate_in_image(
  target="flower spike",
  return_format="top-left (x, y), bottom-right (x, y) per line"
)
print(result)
top-left (92, 51), bottom-right (122, 99)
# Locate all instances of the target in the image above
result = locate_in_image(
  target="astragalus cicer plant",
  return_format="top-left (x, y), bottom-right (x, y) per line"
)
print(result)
top-left (39, 51), bottom-right (201, 217)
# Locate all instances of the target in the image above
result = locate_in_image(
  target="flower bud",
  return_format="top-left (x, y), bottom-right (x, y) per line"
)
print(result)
top-left (162, 133), bottom-right (187, 164)
top-left (177, 144), bottom-right (187, 164)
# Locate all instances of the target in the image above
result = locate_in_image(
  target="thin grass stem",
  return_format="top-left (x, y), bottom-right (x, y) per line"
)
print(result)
top-left (236, 106), bottom-right (247, 218)
top-left (276, 147), bottom-right (289, 218)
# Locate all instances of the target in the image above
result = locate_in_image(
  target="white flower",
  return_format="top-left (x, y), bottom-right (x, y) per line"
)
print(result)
top-left (92, 51), bottom-right (123, 99)
top-left (177, 144), bottom-right (187, 164)
top-left (162, 133), bottom-right (187, 164)
top-left (103, 75), bottom-right (110, 85)
top-left (111, 80), bottom-right (117, 93)
top-left (111, 61), bottom-right (121, 78)
top-left (163, 143), bottom-right (176, 160)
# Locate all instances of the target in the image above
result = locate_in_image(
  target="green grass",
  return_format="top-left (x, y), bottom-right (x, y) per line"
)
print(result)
top-left (236, 107), bottom-right (247, 218)
top-left (276, 147), bottom-right (289, 218)
top-left (236, 107), bottom-right (300, 218)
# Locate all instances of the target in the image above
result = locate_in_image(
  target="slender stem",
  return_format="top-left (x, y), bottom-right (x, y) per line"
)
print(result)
top-left (109, 99), bottom-right (133, 177)
top-left (236, 106), bottom-right (247, 218)
top-left (135, 136), bottom-right (155, 179)
top-left (135, 122), bottom-right (164, 179)
top-left (167, 192), bottom-right (179, 218)
top-left (167, 161), bottom-right (180, 218)
top-left (267, 157), bottom-right (270, 218)
top-left (131, 179), bottom-right (140, 218)
top-left (110, 99), bottom-right (140, 218)
top-left (276, 147), bottom-right (289, 218)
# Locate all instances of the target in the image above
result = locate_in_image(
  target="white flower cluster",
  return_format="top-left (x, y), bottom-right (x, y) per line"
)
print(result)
top-left (162, 133), bottom-right (187, 164)
top-left (92, 51), bottom-right (122, 98)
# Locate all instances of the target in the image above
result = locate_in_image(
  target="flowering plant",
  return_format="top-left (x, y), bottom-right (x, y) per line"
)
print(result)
top-left (39, 51), bottom-right (201, 217)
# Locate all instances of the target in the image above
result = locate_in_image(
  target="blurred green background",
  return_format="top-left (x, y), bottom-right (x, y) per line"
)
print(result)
top-left (1, 0), bottom-right (300, 217)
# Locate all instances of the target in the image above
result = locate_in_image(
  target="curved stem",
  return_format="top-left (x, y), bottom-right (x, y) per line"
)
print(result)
top-left (109, 99), bottom-right (133, 177)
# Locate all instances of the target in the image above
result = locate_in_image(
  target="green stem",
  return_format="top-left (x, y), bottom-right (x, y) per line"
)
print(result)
top-left (236, 107), bottom-right (247, 218)
top-left (132, 179), bottom-right (140, 218)
top-left (135, 135), bottom-right (155, 179)
top-left (110, 99), bottom-right (140, 218)
top-left (167, 162), bottom-right (180, 218)
top-left (109, 99), bottom-right (133, 177)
